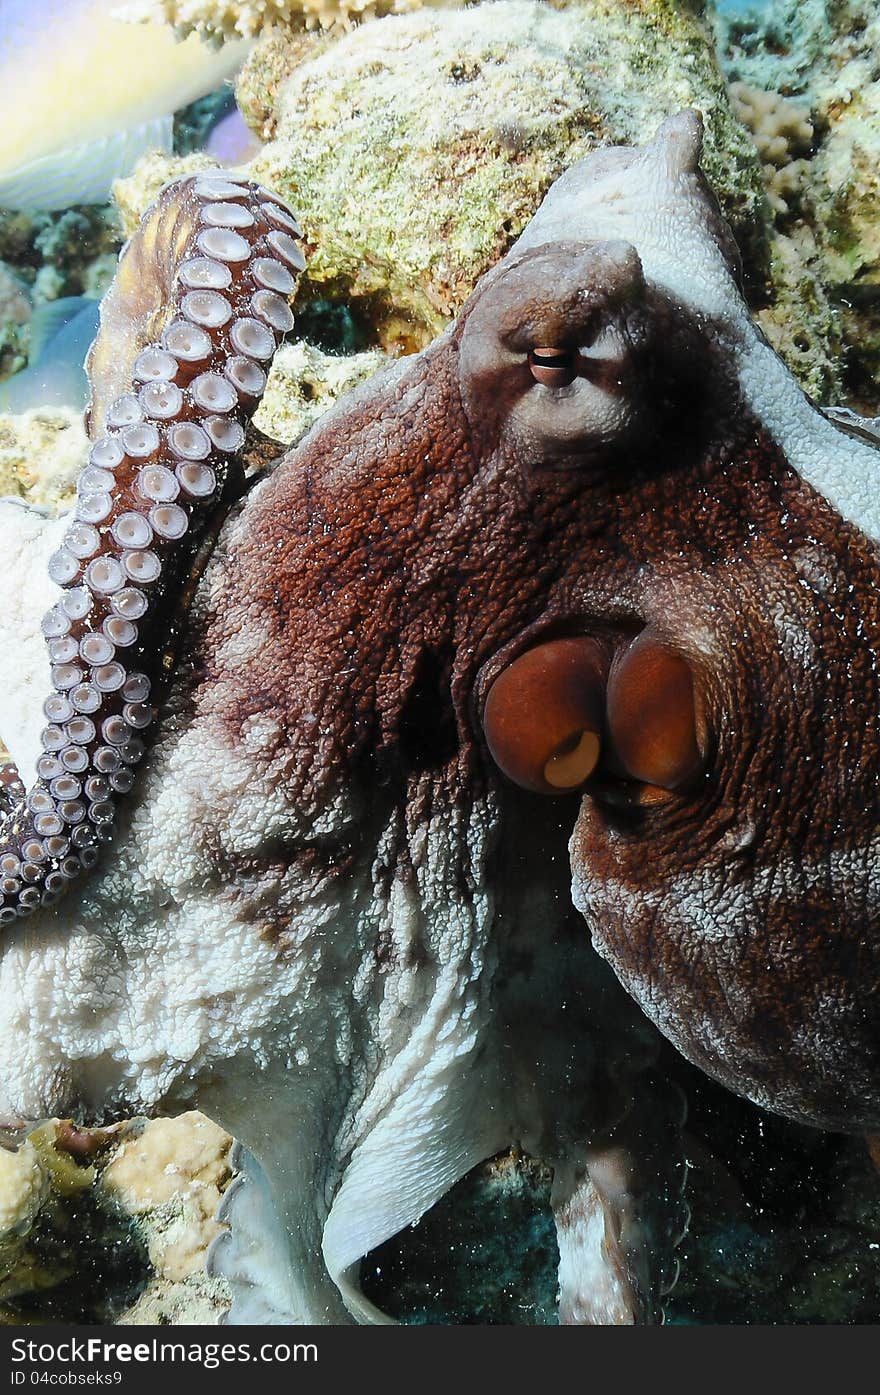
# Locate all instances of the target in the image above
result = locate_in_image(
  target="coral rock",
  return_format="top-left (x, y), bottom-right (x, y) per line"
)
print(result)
top-left (100, 1114), bottom-right (233, 1283)
top-left (248, 0), bottom-right (765, 347)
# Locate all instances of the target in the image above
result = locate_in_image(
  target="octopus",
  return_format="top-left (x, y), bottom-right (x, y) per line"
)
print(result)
top-left (0, 109), bottom-right (877, 1324)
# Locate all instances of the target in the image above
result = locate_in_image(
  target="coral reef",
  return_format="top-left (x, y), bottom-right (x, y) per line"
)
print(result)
top-left (728, 80), bottom-right (813, 216)
top-left (112, 153), bottom-right (222, 238)
top-left (235, 29), bottom-right (324, 141)
top-left (2, 0), bottom-right (879, 1329)
top-left (101, 1114), bottom-right (234, 1322)
top-left (717, 0), bottom-right (880, 407)
top-left (118, 0), bottom-right (453, 43)
top-left (253, 337), bottom-right (387, 442)
top-left (364, 1068), bottom-right (880, 1324)
top-left (0, 1141), bottom-right (48, 1299)
top-left (0, 209), bottom-right (120, 308)
top-left (245, 0), bottom-right (765, 348)
top-left (0, 266), bottom-right (31, 381)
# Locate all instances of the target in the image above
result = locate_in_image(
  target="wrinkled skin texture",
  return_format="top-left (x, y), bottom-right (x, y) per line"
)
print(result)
top-left (0, 111), bottom-right (878, 1323)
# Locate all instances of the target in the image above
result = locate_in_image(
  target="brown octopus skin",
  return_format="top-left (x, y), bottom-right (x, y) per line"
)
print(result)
top-left (188, 227), bottom-right (880, 1139)
top-left (0, 173), bottom-right (305, 923)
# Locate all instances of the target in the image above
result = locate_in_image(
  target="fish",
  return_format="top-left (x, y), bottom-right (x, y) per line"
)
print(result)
top-left (0, 0), bottom-right (250, 211)
top-left (206, 106), bottom-right (263, 165)
top-left (0, 296), bottom-right (100, 411)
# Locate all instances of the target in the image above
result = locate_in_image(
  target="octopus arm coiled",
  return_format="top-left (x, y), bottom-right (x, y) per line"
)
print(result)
top-left (0, 173), bottom-right (305, 926)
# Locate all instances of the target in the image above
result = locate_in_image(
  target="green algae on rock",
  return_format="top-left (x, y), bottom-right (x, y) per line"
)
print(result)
top-left (246, 0), bottom-right (766, 348)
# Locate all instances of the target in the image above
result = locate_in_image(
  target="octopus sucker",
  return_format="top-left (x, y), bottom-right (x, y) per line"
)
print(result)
top-left (0, 175), bottom-right (304, 924)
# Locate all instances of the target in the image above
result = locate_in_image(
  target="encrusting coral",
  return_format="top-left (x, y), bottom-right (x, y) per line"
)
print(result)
top-left (0, 267), bottom-right (30, 382)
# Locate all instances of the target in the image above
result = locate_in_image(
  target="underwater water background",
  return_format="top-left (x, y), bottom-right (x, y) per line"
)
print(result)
top-left (0, 0), bottom-right (878, 1326)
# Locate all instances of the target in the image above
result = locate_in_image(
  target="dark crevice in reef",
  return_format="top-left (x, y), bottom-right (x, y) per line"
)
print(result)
top-left (1, 1188), bottom-right (151, 1325)
top-left (362, 1050), bottom-right (880, 1325)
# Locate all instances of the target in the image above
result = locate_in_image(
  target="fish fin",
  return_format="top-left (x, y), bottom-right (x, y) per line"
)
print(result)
top-left (0, 115), bottom-right (173, 211)
top-left (0, 299), bottom-right (100, 412)
top-left (27, 296), bottom-right (95, 362)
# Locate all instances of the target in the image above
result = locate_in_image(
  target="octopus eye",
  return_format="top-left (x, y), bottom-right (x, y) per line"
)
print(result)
top-left (528, 346), bottom-right (578, 387)
top-left (606, 630), bottom-right (703, 791)
top-left (483, 637), bottom-right (608, 794)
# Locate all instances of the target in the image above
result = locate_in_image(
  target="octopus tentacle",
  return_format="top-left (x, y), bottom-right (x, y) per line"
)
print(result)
top-left (0, 174), bottom-right (305, 925)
